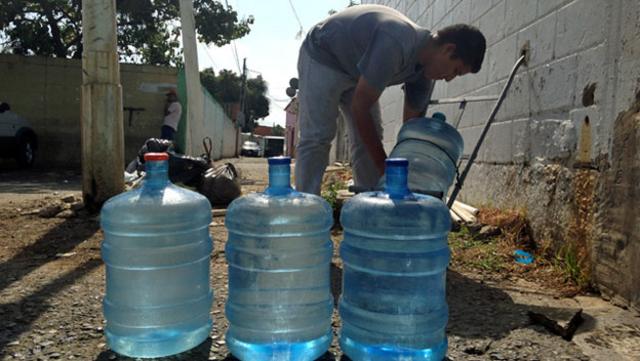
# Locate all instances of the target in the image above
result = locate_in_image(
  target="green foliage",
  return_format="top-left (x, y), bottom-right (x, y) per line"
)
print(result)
top-left (200, 67), bottom-right (269, 133)
top-left (0, 0), bottom-right (253, 65)
top-left (555, 243), bottom-right (589, 287)
top-left (272, 124), bottom-right (284, 136)
top-left (321, 180), bottom-right (345, 211)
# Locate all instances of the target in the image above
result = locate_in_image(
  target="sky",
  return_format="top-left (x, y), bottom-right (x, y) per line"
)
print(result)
top-left (196, 0), bottom-right (352, 127)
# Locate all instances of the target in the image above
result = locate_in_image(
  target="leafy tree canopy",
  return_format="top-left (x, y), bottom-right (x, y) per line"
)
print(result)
top-left (200, 67), bottom-right (269, 133)
top-left (0, 0), bottom-right (253, 65)
top-left (271, 124), bottom-right (284, 136)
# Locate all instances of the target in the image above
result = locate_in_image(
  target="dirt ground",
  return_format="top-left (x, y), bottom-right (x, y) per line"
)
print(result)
top-left (1, 157), bottom-right (639, 361)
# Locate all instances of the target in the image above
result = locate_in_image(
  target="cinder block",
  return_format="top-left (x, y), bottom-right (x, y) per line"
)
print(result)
top-left (537, 0), bottom-right (572, 17)
top-left (504, 0), bottom-right (538, 36)
top-left (470, 0), bottom-right (494, 23)
top-left (475, 0), bottom-right (507, 45)
top-left (449, 0), bottom-right (471, 24)
top-left (555, 0), bottom-right (607, 59)
top-left (471, 81), bottom-right (503, 126)
top-left (486, 35), bottom-right (518, 83)
top-left (529, 118), bottom-right (577, 160)
top-left (621, 0), bottom-right (640, 57)
top-left (528, 55), bottom-right (578, 113)
top-left (432, 0), bottom-right (448, 26)
top-left (458, 125), bottom-right (484, 158)
top-left (569, 106), bottom-right (603, 160)
top-left (574, 44), bottom-right (607, 108)
top-left (512, 118), bottom-right (531, 164)
top-left (516, 12), bottom-right (557, 68)
top-left (481, 119), bottom-right (513, 163)
top-left (500, 73), bottom-right (531, 121)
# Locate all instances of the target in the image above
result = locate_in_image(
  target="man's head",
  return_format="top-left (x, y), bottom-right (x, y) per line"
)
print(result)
top-left (421, 24), bottom-right (486, 82)
top-left (166, 89), bottom-right (178, 102)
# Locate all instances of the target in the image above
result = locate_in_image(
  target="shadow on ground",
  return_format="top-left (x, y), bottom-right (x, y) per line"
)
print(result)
top-left (0, 217), bottom-right (99, 293)
top-left (0, 258), bottom-right (102, 354)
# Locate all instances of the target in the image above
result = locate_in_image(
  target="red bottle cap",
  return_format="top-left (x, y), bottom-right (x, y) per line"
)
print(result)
top-left (144, 152), bottom-right (169, 161)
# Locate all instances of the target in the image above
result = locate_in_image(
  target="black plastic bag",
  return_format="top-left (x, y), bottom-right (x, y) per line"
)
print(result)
top-left (127, 138), bottom-right (211, 187)
top-left (197, 162), bottom-right (241, 206)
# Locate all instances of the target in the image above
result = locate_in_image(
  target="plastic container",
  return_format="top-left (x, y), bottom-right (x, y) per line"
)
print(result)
top-left (340, 158), bottom-right (451, 361)
top-left (381, 113), bottom-right (464, 197)
top-left (225, 156), bottom-right (333, 361)
top-left (101, 152), bottom-right (213, 358)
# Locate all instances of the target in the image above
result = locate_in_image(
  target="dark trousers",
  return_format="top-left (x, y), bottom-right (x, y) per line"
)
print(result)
top-left (161, 125), bottom-right (175, 141)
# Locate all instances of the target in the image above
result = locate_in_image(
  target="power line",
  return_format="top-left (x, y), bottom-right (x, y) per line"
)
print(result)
top-left (198, 43), bottom-right (218, 70)
top-left (287, 0), bottom-right (304, 38)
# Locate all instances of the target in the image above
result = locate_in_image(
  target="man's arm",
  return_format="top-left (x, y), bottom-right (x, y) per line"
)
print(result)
top-left (403, 99), bottom-right (423, 122)
top-left (351, 76), bottom-right (386, 176)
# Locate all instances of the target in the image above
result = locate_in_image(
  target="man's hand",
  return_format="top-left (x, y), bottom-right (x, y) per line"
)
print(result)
top-left (351, 77), bottom-right (386, 176)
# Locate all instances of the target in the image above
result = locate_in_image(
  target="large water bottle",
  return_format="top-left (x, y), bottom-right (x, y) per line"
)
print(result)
top-left (381, 113), bottom-right (464, 196)
top-left (101, 152), bottom-right (213, 358)
top-left (225, 157), bottom-right (333, 361)
top-left (340, 158), bottom-right (451, 361)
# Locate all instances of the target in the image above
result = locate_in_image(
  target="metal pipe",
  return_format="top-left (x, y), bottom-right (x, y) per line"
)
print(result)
top-left (447, 55), bottom-right (527, 208)
top-left (429, 95), bottom-right (499, 105)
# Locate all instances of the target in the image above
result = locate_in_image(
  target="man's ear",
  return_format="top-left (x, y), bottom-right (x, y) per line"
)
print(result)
top-left (443, 43), bottom-right (457, 57)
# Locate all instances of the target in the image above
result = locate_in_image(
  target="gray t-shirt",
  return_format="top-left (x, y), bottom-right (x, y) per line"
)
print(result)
top-left (303, 4), bottom-right (434, 112)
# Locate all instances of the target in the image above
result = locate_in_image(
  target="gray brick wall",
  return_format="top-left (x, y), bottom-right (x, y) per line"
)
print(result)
top-left (360, 0), bottom-right (640, 310)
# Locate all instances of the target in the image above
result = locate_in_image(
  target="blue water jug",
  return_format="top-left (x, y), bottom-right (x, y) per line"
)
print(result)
top-left (225, 157), bottom-right (333, 361)
top-left (101, 152), bottom-right (213, 358)
top-left (381, 113), bottom-right (464, 196)
top-left (340, 158), bottom-right (451, 361)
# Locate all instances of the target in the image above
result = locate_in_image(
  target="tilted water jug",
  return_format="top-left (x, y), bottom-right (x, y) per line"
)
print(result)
top-left (225, 157), bottom-right (333, 361)
top-left (101, 152), bottom-right (213, 358)
top-left (340, 158), bottom-right (451, 361)
top-left (380, 113), bottom-right (463, 196)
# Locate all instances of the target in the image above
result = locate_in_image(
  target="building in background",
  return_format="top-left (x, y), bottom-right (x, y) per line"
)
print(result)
top-left (284, 98), bottom-right (298, 158)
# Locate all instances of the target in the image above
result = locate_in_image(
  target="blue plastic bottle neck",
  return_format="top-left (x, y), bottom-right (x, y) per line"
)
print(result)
top-left (385, 161), bottom-right (411, 199)
top-left (144, 160), bottom-right (170, 188)
top-left (265, 158), bottom-right (293, 196)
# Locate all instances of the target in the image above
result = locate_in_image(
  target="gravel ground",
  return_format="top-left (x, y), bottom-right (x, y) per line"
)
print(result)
top-left (0, 157), bottom-right (639, 361)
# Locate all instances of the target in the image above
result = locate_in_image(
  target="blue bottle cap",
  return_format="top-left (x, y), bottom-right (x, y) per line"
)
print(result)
top-left (432, 112), bottom-right (447, 121)
top-left (385, 158), bottom-right (409, 167)
top-left (268, 156), bottom-right (291, 165)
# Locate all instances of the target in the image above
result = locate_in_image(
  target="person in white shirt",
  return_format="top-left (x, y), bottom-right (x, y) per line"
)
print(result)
top-left (161, 89), bottom-right (182, 141)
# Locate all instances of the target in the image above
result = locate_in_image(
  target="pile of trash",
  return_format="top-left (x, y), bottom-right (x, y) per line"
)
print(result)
top-left (125, 138), bottom-right (241, 207)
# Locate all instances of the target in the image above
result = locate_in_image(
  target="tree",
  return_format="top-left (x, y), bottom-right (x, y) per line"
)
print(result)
top-left (0, 0), bottom-right (253, 65)
top-left (200, 67), bottom-right (269, 133)
top-left (272, 124), bottom-right (284, 136)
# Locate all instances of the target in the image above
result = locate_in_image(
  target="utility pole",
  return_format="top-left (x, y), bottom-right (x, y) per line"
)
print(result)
top-left (239, 58), bottom-right (248, 130)
top-left (81, 0), bottom-right (124, 211)
top-left (179, 0), bottom-right (205, 156)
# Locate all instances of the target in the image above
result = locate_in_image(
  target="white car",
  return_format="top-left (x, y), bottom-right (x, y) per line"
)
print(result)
top-left (0, 103), bottom-right (38, 167)
top-left (240, 141), bottom-right (262, 157)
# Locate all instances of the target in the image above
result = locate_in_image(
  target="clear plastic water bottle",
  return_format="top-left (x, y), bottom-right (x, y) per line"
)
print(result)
top-left (101, 152), bottom-right (213, 358)
top-left (381, 112), bottom-right (464, 196)
top-left (225, 156), bottom-right (333, 361)
top-left (340, 158), bottom-right (451, 361)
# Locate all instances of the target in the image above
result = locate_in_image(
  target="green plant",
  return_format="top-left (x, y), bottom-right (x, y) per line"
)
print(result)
top-left (321, 181), bottom-right (344, 210)
top-left (555, 243), bottom-right (589, 287)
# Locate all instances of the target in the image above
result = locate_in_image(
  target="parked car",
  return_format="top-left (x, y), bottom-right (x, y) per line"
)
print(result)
top-left (241, 140), bottom-right (262, 157)
top-left (0, 103), bottom-right (38, 167)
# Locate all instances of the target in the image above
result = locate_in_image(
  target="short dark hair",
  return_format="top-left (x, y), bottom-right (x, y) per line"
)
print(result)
top-left (435, 24), bottom-right (486, 73)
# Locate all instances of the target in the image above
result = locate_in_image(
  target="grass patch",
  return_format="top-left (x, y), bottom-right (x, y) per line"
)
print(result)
top-left (449, 208), bottom-right (586, 296)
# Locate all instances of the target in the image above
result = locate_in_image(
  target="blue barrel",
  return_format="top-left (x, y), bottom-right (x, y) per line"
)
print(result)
top-left (225, 157), bottom-right (333, 361)
top-left (340, 158), bottom-right (451, 361)
top-left (101, 152), bottom-right (213, 358)
top-left (381, 113), bottom-right (464, 196)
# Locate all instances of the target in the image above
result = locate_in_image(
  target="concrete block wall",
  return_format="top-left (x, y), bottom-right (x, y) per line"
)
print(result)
top-left (0, 54), bottom-right (178, 166)
top-left (362, 0), bottom-right (640, 310)
top-left (0, 54), bottom-right (239, 167)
